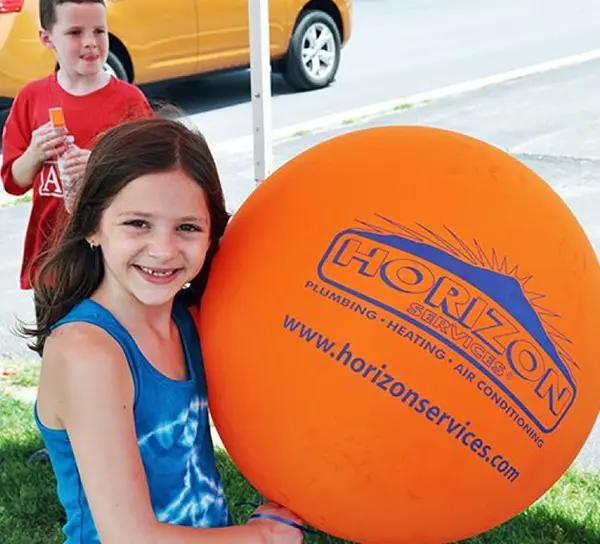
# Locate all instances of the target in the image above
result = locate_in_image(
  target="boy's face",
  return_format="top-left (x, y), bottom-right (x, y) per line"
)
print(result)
top-left (40, 2), bottom-right (109, 79)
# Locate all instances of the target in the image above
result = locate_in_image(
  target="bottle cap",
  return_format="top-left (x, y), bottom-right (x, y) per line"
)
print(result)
top-left (49, 107), bottom-right (66, 129)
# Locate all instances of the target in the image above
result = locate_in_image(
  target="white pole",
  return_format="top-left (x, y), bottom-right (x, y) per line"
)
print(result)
top-left (249, 0), bottom-right (273, 185)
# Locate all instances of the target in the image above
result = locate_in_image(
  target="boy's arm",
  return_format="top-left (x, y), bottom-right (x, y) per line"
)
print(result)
top-left (134, 85), bottom-right (154, 117)
top-left (140, 91), bottom-right (154, 117)
top-left (1, 94), bottom-right (68, 194)
top-left (121, 84), bottom-right (154, 120)
top-left (1, 94), bottom-right (32, 195)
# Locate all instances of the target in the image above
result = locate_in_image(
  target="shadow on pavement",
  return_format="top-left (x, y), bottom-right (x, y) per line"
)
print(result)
top-left (141, 69), bottom-right (296, 117)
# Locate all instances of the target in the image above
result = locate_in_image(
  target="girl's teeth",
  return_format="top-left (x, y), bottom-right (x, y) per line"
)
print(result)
top-left (140, 266), bottom-right (174, 277)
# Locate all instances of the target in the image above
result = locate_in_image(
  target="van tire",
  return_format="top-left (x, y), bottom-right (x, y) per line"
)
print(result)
top-left (283, 10), bottom-right (341, 91)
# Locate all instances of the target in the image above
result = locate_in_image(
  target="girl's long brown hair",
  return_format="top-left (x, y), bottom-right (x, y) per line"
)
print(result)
top-left (21, 117), bottom-right (230, 354)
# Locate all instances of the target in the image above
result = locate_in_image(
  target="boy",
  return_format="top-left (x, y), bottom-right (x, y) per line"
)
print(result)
top-left (1, 0), bottom-right (152, 311)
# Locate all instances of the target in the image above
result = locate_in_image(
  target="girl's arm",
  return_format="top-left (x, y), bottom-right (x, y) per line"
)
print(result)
top-left (41, 323), bottom-right (302, 544)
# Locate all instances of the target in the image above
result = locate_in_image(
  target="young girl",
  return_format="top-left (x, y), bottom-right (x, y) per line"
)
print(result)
top-left (23, 117), bottom-right (304, 543)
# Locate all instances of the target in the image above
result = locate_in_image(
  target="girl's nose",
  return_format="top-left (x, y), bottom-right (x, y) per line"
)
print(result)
top-left (148, 231), bottom-right (177, 260)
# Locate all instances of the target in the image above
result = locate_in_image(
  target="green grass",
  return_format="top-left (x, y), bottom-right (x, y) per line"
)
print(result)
top-left (1, 360), bottom-right (40, 388)
top-left (0, 193), bottom-right (32, 207)
top-left (0, 393), bottom-right (65, 543)
top-left (1, 390), bottom-right (599, 543)
top-left (392, 102), bottom-right (414, 112)
top-left (465, 470), bottom-right (600, 543)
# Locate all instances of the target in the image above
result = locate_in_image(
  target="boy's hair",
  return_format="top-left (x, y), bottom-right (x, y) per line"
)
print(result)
top-left (22, 117), bottom-right (230, 355)
top-left (40, 0), bottom-right (106, 31)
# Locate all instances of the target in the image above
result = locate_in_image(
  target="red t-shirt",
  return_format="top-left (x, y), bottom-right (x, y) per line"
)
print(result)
top-left (1, 74), bottom-right (153, 289)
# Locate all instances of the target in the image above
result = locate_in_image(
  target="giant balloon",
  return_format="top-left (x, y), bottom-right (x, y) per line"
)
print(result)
top-left (199, 126), bottom-right (600, 543)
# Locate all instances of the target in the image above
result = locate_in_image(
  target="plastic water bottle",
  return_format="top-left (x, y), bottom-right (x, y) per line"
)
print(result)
top-left (49, 107), bottom-right (78, 213)
top-left (58, 136), bottom-right (78, 213)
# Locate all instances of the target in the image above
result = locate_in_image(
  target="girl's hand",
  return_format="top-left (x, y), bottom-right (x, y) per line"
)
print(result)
top-left (248, 503), bottom-right (304, 543)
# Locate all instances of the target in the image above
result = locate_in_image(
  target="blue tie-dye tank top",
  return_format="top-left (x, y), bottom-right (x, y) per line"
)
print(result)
top-left (34, 297), bottom-right (231, 542)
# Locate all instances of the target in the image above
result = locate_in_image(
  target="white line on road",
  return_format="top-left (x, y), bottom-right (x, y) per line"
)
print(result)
top-left (208, 49), bottom-right (600, 157)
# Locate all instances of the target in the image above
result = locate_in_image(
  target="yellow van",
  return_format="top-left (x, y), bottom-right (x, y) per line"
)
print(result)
top-left (0, 0), bottom-right (352, 106)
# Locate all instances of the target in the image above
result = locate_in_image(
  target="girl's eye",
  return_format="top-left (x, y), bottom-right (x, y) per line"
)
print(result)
top-left (179, 224), bottom-right (202, 233)
top-left (68, 30), bottom-right (81, 35)
top-left (124, 219), bottom-right (150, 229)
top-left (95, 29), bottom-right (106, 35)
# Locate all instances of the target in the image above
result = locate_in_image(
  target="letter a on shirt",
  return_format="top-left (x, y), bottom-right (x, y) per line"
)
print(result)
top-left (39, 163), bottom-right (64, 197)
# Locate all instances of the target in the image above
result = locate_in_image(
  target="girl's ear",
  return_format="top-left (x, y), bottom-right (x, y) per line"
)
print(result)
top-left (85, 237), bottom-right (99, 250)
top-left (39, 29), bottom-right (55, 51)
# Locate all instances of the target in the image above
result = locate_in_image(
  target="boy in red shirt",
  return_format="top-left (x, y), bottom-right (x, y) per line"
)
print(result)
top-left (1, 0), bottom-right (152, 320)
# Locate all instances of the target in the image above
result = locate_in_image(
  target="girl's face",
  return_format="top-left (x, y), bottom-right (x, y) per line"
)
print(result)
top-left (92, 168), bottom-right (211, 308)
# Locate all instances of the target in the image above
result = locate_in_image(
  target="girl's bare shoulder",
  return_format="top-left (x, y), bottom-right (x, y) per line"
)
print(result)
top-left (43, 321), bottom-right (127, 376)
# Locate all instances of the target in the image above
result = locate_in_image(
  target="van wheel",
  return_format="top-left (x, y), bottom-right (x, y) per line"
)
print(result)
top-left (105, 50), bottom-right (129, 81)
top-left (283, 10), bottom-right (341, 91)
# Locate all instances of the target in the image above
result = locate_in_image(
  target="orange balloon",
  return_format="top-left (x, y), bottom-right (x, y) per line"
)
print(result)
top-left (199, 127), bottom-right (600, 544)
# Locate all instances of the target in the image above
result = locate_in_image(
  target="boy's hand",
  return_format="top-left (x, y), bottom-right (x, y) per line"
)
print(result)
top-left (248, 502), bottom-right (304, 543)
top-left (59, 147), bottom-right (91, 184)
top-left (29, 122), bottom-right (69, 164)
top-left (59, 148), bottom-right (91, 213)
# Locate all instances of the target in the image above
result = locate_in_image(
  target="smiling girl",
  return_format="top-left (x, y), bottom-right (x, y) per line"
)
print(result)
top-left (22, 117), bottom-right (303, 543)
